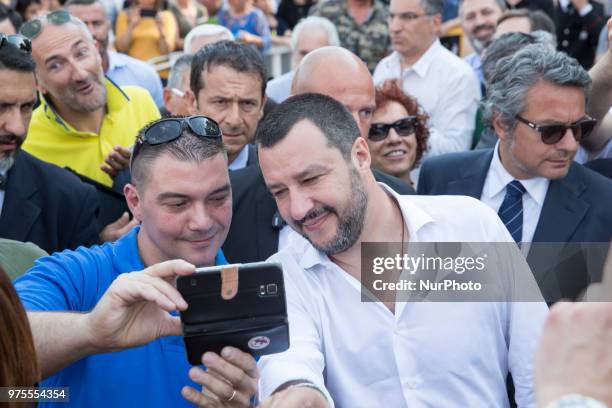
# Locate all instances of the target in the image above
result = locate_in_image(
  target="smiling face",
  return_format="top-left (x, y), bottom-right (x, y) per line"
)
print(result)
top-left (259, 119), bottom-right (368, 255)
top-left (495, 80), bottom-right (585, 180)
top-left (460, 0), bottom-right (504, 52)
top-left (32, 23), bottom-right (106, 113)
top-left (195, 64), bottom-right (264, 164)
top-left (125, 152), bottom-right (232, 267)
top-left (368, 101), bottom-right (417, 178)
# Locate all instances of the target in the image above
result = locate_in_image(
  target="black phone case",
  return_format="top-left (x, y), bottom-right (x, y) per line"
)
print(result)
top-left (177, 262), bottom-right (289, 365)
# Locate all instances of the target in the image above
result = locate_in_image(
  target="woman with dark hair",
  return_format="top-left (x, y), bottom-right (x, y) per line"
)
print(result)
top-left (0, 265), bottom-right (39, 400)
top-left (368, 79), bottom-right (429, 187)
top-left (14, 0), bottom-right (42, 22)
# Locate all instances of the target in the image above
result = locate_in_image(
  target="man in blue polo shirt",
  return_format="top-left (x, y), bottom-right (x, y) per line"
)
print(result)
top-left (15, 117), bottom-right (258, 407)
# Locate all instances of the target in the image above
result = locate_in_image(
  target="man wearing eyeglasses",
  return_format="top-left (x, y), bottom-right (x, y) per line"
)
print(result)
top-left (417, 44), bottom-right (612, 304)
top-left (15, 116), bottom-right (259, 407)
top-left (373, 0), bottom-right (481, 158)
top-left (19, 11), bottom-right (160, 187)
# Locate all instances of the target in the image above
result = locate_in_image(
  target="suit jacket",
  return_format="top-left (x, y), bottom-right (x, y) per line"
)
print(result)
top-left (555, 0), bottom-right (605, 69)
top-left (223, 165), bottom-right (416, 264)
top-left (418, 149), bottom-right (612, 303)
top-left (0, 150), bottom-right (99, 254)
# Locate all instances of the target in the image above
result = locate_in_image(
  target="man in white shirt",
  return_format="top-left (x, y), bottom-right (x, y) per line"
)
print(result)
top-left (373, 0), bottom-right (481, 157)
top-left (418, 44), bottom-right (612, 303)
top-left (254, 92), bottom-right (548, 407)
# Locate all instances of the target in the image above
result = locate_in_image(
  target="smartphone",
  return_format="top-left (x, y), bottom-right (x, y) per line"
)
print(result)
top-left (177, 262), bottom-right (289, 365)
top-left (140, 8), bottom-right (157, 17)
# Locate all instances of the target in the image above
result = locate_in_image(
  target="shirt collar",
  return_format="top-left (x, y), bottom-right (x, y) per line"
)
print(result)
top-left (112, 225), bottom-right (228, 273)
top-left (107, 51), bottom-right (129, 73)
top-left (40, 76), bottom-right (131, 135)
top-left (394, 39), bottom-right (443, 78)
top-left (294, 182), bottom-right (435, 271)
top-left (228, 145), bottom-right (250, 171)
top-left (484, 142), bottom-right (550, 207)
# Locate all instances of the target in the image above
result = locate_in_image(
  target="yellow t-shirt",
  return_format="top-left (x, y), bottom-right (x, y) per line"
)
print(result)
top-left (115, 10), bottom-right (177, 77)
top-left (23, 79), bottom-right (161, 187)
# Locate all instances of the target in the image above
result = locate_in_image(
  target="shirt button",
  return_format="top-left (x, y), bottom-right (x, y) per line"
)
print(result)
top-left (564, 28), bottom-right (570, 34)
top-left (407, 379), bottom-right (419, 389)
top-left (562, 40), bottom-right (569, 47)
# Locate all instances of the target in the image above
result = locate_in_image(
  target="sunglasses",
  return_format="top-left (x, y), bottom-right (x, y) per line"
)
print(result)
top-left (515, 114), bottom-right (597, 145)
top-left (0, 33), bottom-right (32, 54)
top-left (132, 116), bottom-right (222, 161)
top-left (20, 10), bottom-right (72, 40)
top-left (368, 116), bottom-right (417, 142)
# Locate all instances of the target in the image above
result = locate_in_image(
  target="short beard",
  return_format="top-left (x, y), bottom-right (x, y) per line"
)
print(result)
top-left (300, 167), bottom-right (368, 255)
top-left (0, 153), bottom-right (16, 185)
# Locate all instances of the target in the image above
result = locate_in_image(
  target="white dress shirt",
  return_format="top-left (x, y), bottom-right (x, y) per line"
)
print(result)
top-left (373, 40), bottom-right (481, 158)
top-left (259, 185), bottom-right (548, 408)
top-left (228, 145), bottom-right (250, 171)
top-left (266, 71), bottom-right (295, 104)
top-left (481, 143), bottom-right (550, 244)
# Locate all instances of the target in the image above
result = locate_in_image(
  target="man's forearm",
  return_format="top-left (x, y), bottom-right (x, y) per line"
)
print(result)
top-left (586, 50), bottom-right (612, 151)
top-left (28, 311), bottom-right (99, 379)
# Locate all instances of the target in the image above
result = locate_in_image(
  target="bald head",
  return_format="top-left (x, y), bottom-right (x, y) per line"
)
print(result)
top-left (291, 46), bottom-right (375, 139)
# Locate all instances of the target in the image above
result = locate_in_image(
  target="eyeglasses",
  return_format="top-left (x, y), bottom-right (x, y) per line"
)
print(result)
top-left (368, 116), bottom-right (417, 142)
top-left (515, 114), bottom-right (597, 145)
top-left (20, 10), bottom-right (72, 39)
top-left (0, 34), bottom-right (32, 54)
top-left (132, 116), bottom-right (222, 161)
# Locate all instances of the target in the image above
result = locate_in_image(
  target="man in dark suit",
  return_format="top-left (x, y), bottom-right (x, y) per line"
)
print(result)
top-left (223, 46), bottom-right (415, 263)
top-left (418, 44), bottom-right (612, 304)
top-left (0, 35), bottom-right (99, 254)
top-left (187, 41), bottom-right (265, 171)
top-left (555, 0), bottom-right (605, 69)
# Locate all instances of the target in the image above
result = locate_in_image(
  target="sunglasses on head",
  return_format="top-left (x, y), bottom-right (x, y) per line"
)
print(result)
top-left (132, 116), bottom-right (222, 161)
top-left (368, 116), bottom-right (417, 142)
top-left (20, 10), bottom-right (72, 40)
top-left (0, 33), bottom-right (32, 54)
top-left (515, 114), bottom-right (597, 145)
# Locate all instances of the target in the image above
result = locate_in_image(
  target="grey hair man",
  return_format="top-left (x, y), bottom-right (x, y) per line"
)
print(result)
top-left (66, 0), bottom-right (164, 107)
top-left (418, 44), bottom-right (612, 304)
top-left (374, 0), bottom-right (481, 157)
top-left (266, 16), bottom-right (339, 103)
top-left (163, 53), bottom-right (194, 116)
top-left (183, 23), bottom-right (234, 54)
top-left (20, 11), bottom-right (160, 187)
top-left (459, 0), bottom-right (506, 84)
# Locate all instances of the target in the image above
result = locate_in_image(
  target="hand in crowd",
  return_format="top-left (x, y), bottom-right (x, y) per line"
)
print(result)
top-left (534, 301), bottom-right (612, 407)
top-left (128, 7), bottom-right (141, 27)
top-left (258, 386), bottom-right (329, 408)
top-left (84, 259), bottom-right (194, 352)
top-left (182, 346), bottom-right (259, 407)
top-left (99, 211), bottom-right (139, 242)
top-left (101, 145), bottom-right (132, 178)
top-left (155, 14), bottom-right (164, 33)
top-left (237, 30), bottom-right (259, 45)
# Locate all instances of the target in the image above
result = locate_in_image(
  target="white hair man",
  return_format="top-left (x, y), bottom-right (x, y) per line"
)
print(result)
top-left (266, 16), bottom-right (339, 104)
top-left (183, 23), bottom-right (234, 54)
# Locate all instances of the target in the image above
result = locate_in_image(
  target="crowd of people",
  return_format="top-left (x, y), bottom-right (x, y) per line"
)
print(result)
top-left (0, 0), bottom-right (612, 405)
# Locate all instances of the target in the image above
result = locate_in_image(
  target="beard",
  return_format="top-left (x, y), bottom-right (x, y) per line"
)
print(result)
top-left (468, 25), bottom-right (496, 54)
top-left (0, 133), bottom-right (23, 180)
top-left (295, 167), bottom-right (368, 255)
top-left (0, 152), bottom-right (16, 186)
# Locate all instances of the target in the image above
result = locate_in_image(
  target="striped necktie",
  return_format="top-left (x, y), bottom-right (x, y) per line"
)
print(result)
top-left (498, 180), bottom-right (526, 243)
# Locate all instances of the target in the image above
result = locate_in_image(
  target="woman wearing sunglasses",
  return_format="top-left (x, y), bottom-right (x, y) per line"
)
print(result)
top-left (368, 79), bottom-right (429, 187)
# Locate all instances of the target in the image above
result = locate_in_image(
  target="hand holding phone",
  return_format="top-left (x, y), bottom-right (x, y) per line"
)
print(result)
top-left (177, 262), bottom-right (289, 365)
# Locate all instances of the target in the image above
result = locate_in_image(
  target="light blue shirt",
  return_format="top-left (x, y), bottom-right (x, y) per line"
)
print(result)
top-left (106, 51), bottom-right (164, 107)
top-left (464, 52), bottom-right (484, 86)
